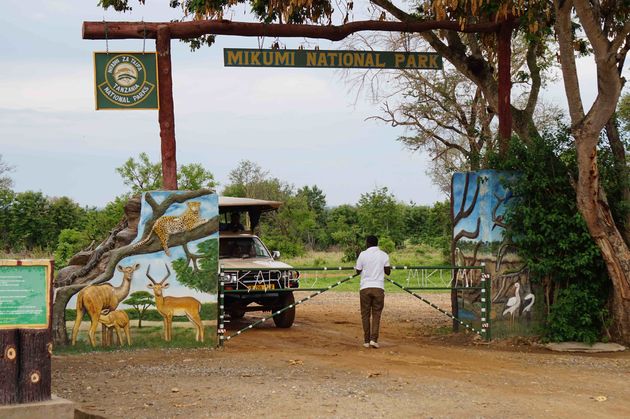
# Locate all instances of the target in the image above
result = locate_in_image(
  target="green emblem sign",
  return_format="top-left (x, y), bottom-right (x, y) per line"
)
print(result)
top-left (224, 48), bottom-right (442, 69)
top-left (0, 260), bottom-right (52, 329)
top-left (94, 52), bottom-right (159, 110)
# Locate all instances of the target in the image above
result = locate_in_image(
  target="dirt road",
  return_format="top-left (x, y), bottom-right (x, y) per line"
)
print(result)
top-left (53, 292), bottom-right (630, 418)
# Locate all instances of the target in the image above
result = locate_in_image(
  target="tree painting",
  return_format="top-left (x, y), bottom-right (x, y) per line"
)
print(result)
top-left (451, 170), bottom-right (532, 336)
top-left (123, 291), bottom-right (155, 328)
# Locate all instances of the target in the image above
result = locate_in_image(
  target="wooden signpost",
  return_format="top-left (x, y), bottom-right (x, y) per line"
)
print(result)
top-left (0, 260), bottom-right (54, 405)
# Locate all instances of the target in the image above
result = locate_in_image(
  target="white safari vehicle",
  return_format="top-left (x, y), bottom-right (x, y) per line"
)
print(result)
top-left (219, 197), bottom-right (299, 327)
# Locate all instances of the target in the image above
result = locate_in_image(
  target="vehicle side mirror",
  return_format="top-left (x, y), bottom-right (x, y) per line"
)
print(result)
top-left (272, 250), bottom-right (280, 260)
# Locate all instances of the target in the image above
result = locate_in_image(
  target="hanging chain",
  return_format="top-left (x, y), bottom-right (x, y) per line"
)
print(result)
top-left (142, 19), bottom-right (147, 54)
top-left (104, 20), bottom-right (109, 54)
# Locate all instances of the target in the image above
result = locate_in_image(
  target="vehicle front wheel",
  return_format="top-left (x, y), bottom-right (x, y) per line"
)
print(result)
top-left (273, 292), bottom-right (295, 328)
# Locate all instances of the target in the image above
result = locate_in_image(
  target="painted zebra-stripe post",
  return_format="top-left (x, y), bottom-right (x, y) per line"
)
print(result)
top-left (385, 276), bottom-right (488, 339)
top-left (218, 277), bottom-right (226, 348)
top-left (224, 273), bottom-right (360, 341)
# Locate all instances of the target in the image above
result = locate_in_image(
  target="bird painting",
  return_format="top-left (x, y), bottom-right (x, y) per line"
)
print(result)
top-left (502, 283), bottom-right (521, 325)
top-left (522, 292), bottom-right (535, 314)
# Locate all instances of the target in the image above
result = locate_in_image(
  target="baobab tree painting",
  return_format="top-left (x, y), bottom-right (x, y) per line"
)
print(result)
top-left (451, 170), bottom-right (539, 337)
top-left (65, 191), bottom-right (219, 347)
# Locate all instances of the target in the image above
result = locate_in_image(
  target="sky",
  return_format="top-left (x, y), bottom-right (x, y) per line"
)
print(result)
top-left (0, 1), bottom-right (616, 209)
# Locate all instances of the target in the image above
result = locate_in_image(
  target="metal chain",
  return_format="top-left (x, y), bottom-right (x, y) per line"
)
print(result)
top-left (142, 19), bottom-right (146, 54)
top-left (104, 20), bottom-right (109, 54)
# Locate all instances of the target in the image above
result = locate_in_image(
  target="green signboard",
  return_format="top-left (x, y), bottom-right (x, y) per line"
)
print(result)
top-left (224, 48), bottom-right (442, 69)
top-left (94, 52), bottom-right (159, 110)
top-left (0, 261), bottom-right (51, 329)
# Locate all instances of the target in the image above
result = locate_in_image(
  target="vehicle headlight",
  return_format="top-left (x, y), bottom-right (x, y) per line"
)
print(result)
top-left (224, 273), bottom-right (237, 283)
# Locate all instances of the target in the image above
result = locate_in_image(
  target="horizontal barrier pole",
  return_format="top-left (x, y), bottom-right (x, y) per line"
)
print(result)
top-left (224, 288), bottom-right (330, 293)
top-left (223, 286), bottom-right (483, 293)
top-left (404, 286), bottom-right (484, 291)
top-left (220, 265), bottom-right (485, 272)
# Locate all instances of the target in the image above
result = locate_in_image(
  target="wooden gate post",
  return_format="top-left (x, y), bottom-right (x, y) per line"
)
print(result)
top-left (497, 21), bottom-right (514, 157)
top-left (156, 26), bottom-right (178, 190)
top-left (0, 330), bottom-right (19, 404)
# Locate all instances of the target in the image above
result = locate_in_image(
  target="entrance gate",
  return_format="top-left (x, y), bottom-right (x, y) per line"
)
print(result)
top-left (217, 265), bottom-right (491, 346)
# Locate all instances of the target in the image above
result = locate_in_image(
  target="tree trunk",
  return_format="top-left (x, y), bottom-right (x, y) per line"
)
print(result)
top-left (575, 134), bottom-right (630, 343)
top-left (605, 118), bottom-right (630, 245)
top-left (611, 284), bottom-right (630, 342)
top-left (17, 330), bottom-right (51, 403)
top-left (52, 287), bottom-right (77, 346)
top-left (0, 330), bottom-right (18, 405)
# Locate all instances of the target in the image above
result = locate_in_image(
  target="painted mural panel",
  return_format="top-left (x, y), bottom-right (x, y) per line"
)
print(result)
top-left (69, 190), bottom-right (219, 348)
top-left (451, 170), bottom-right (541, 338)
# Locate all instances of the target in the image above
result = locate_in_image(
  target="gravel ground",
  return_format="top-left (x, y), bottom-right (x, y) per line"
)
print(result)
top-left (54, 292), bottom-right (630, 418)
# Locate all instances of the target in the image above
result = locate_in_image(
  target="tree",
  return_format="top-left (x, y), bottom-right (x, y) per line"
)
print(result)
top-left (620, 92), bottom-right (630, 134)
top-left (171, 238), bottom-right (219, 292)
top-left (345, 28), bottom-right (557, 190)
top-left (48, 197), bottom-right (86, 246)
top-left (552, 0), bottom-right (630, 343)
top-left (81, 197), bottom-right (127, 243)
top-left (297, 185), bottom-right (328, 249)
top-left (116, 153), bottom-right (217, 194)
top-left (54, 229), bottom-right (91, 268)
top-left (0, 154), bottom-right (13, 190)
top-left (222, 160), bottom-right (292, 201)
top-left (8, 191), bottom-right (51, 251)
top-left (326, 204), bottom-right (362, 261)
top-left (357, 187), bottom-right (405, 246)
top-left (0, 188), bottom-right (15, 251)
top-left (116, 153), bottom-right (162, 194)
top-left (260, 194), bottom-right (317, 255)
top-left (123, 291), bottom-right (155, 328)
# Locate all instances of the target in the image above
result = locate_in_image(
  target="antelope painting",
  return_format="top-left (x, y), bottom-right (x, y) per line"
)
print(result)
top-left (72, 264), bottom-right (140, 347)
top-left (99, 309), bottom-right (132, 346)
top-left (146, 264), bottom-right (205, 342)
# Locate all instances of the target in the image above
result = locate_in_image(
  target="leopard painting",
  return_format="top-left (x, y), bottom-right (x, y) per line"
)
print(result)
top-left (133, 201), bottom-right (207, 256)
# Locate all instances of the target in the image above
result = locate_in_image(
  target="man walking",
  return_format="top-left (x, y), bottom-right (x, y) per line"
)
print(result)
top-left (355, 235), bottom-right (391, 348)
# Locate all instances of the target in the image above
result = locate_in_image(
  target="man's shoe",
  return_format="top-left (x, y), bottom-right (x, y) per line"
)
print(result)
top-left (369, 340), bottom-right (379, 348)
top-left (363, 342), bottom-right (370, 348)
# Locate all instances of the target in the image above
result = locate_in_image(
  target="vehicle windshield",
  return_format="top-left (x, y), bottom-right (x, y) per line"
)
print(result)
top-left (219, 237), bottom-right (271, 259)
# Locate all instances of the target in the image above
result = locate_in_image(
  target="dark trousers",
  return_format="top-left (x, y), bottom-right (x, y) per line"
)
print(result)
top-left (360, 288), bottom-right (385, 343)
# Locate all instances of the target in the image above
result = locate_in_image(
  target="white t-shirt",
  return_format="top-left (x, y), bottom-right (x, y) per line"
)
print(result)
top-left (355, 246), bottom-right (390, 290)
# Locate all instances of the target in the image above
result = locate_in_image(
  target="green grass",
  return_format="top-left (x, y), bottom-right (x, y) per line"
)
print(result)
top-left (55, 325), bottom-right (217, 354)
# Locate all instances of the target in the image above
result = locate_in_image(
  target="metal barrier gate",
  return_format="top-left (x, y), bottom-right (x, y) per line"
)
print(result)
top-left (217, 265), bottom-right (491, 346)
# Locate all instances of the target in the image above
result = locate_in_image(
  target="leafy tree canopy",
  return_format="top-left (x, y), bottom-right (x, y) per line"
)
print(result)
top-left (116, 152), bottom-right (217, 194)
top-left (0, 154), bottom-right (13, 190)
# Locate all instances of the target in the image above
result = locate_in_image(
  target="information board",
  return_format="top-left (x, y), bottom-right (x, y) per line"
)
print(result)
top-left (94, 52), bottom-right (159, 110)
top-left (0, 260), bottom-right (52, 329)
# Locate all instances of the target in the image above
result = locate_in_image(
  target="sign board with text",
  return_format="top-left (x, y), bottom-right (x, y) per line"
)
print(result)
top-left (224, 48), bottom-right (442, 69)
top-left (0, 260), bottom-right (52, 329)
top-left (94, 52), bottom-right (159, 110)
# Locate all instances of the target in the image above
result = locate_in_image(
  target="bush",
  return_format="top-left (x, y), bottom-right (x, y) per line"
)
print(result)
top-left (379, 237), bottom-right (395, 254)
top-left (546, 282), bottom-right (608, 344)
